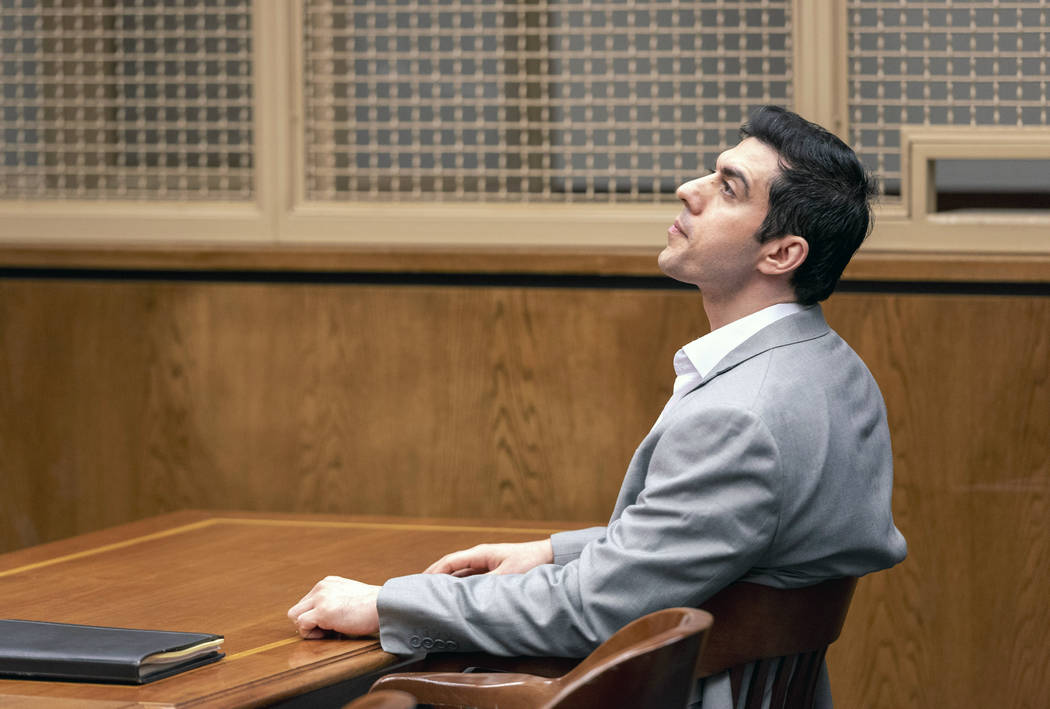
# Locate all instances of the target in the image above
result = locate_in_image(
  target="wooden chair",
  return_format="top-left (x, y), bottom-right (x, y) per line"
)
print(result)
top-left (370, 576), bottom-right (856, 709)
top-left (344, 689), bottom-right (418, 708)
top-left (696, 576), bottom-right (858, 709)
top-left (369, 607), bottom-right (713, 709)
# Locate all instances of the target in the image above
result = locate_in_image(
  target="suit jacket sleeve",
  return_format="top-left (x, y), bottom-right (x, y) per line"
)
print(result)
top-left (377, 404), bottom-right (781, 657)
top-left (550, 527), bottom-right (606, 565)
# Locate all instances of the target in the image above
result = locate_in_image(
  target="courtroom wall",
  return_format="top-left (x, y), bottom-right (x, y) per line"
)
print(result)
top-left (0, 268), bottom-right (1047, 707)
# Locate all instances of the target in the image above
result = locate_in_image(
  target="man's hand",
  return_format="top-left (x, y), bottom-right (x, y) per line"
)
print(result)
top-left (287, 576), bottom-right (380, 639)
top-left (423, 539), bottom-right (554, 577)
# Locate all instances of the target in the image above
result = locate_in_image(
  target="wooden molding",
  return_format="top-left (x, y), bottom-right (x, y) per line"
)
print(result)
top-left (1, 242), bottom-right (1048, 283)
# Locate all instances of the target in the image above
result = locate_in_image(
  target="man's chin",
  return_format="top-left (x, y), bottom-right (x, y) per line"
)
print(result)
top-left (658, 250), bottom-right (704, 290)
top-left (656, 248), bottom-right (687, 283)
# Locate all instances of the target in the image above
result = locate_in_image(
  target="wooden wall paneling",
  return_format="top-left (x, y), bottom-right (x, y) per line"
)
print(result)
top-left (285, 284), bottom-right (706, 522)
top-left (2, 273), bottom-right (1048, 708)
top-left (181, 283), bottom-right (707, 524)
top-left (820, 294), bottom-right (926, 708)
top-left (0, 278), bottom-right (710, 553)
top-left (823, 293), bottom-right (1050, 709)
top-left (0, 279), bottom-right (156, 549)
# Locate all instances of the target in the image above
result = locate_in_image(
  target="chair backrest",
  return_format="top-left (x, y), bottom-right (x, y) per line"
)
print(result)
top-left (370, 606), bottom-right (713, 709)
top-left (697, 577), bottom-right (857, 709)
top-left (545, 606), bottom-right (713, 708)
top-left (344, 689), bottom-right (418, 709)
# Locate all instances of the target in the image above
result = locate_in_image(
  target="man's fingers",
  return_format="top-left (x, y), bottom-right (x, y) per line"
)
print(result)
top-left (423, 554), bottom-right (456, 574)
top-left (287, 596), bottom-right (313, 622)
top-left (287, 576), bottom-right (332, 619)
top-left (423, 550), bottom-right (473, 574)
top-left (294, 609), bottom-right (320, 638)
top-left (287, 576), bottom-right (333, 626)
top-left (424, 547), bottom-right (489, 574)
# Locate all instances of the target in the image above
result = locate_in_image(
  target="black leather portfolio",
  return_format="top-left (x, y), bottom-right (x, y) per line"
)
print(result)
top-left (0, 619), bottom-right (224, 684)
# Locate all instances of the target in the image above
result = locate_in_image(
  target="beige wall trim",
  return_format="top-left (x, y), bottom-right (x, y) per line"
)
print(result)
top-left (0, 201), bottom-right (269, 242)
top-left (791, 0), bottom-right (849, 140)
top-left (281, 201), bottom-right (675, 246)
top-left (284, 0), bottom-right (308, 223)
top-left (253, 0), bottom-right (295, 241)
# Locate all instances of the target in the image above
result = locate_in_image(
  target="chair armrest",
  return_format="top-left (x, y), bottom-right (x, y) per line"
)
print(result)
top-left (371, 671), bottom-right (556, 709)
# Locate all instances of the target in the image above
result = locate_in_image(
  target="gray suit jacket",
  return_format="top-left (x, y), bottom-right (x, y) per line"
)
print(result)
top-left (378, 306), bottom-right (906, 701)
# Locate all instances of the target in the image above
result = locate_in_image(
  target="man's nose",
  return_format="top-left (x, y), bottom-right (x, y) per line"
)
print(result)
top-left (675, 175), bottom-right (710, 213)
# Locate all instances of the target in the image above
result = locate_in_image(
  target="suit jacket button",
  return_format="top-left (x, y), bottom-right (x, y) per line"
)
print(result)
top-left (433, 639), bottom-right (446, 650)
top-left (446, 640), bottom-right (458, 650)
top-left (422, 638), bottom-right (434, 649)
top-left (409, 636), bottom-right (422, 649)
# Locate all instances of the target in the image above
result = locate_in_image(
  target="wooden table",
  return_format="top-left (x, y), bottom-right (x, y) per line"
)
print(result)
top-left (0, 510), bottom-right (568, 708)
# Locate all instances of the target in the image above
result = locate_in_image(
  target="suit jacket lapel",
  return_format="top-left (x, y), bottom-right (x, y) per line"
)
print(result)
top-left (692, 305), bottom-right (831, 391)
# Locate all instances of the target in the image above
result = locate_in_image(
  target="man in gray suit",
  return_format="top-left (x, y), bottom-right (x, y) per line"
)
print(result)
top-left (288, 106), bottom-right (907, 706)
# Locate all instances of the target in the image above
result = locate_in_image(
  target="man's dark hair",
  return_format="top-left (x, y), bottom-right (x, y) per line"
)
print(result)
top-left (741, 105), bottom-right (877, 305)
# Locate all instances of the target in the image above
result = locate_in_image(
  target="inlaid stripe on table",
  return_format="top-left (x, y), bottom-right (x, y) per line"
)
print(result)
top-left (0, 516), bottom-right (565, 579)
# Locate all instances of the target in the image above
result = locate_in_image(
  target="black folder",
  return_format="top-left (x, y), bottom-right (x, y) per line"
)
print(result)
top-left (0, 619), bottom-right (224, 684)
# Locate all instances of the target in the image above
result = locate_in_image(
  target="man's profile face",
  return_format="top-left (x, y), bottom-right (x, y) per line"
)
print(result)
top-left (658, 137), bottom-right (781, 296)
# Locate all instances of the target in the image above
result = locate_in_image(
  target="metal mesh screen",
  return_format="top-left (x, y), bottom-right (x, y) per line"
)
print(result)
top-left (0, 0), bottom-right (253, 201)
top-left (848, 0), bottom-right (1050, 197)
top-left (302, 0), bottom-right (793, 203)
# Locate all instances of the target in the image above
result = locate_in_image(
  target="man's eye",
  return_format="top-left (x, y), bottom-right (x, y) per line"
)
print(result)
top-left (703, 166), bottom-right (734, 197)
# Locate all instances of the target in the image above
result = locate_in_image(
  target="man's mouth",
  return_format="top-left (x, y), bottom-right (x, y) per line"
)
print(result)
top-left (669, 219), bottom-right (687, 238)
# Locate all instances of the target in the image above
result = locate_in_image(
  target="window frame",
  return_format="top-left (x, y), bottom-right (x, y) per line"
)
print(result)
top-left (0, 0), bottom-right (1046, 255)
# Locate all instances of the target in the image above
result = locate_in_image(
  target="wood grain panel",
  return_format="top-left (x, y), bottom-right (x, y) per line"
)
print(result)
top-left (0, 278), bottom-right (707, 550)
top-left (0, 274), bottom-right (1047, 707)
top-left (823, 293), bottom-right (1050, 709)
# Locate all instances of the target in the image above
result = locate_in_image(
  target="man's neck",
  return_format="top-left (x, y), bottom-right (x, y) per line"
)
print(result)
top-left (701, 285), bottom-right (800, 331)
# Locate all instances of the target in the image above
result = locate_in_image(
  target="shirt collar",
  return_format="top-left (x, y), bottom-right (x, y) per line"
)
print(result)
top-left (676, 302), bottom-right (811, 380)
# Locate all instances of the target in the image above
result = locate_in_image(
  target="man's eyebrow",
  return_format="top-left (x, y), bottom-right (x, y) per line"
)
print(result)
top-left (718, 163), bottom-right (751, 198)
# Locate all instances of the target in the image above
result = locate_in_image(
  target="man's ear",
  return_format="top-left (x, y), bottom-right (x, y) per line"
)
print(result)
top-left (758, 235), bottom-right (809, 276)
